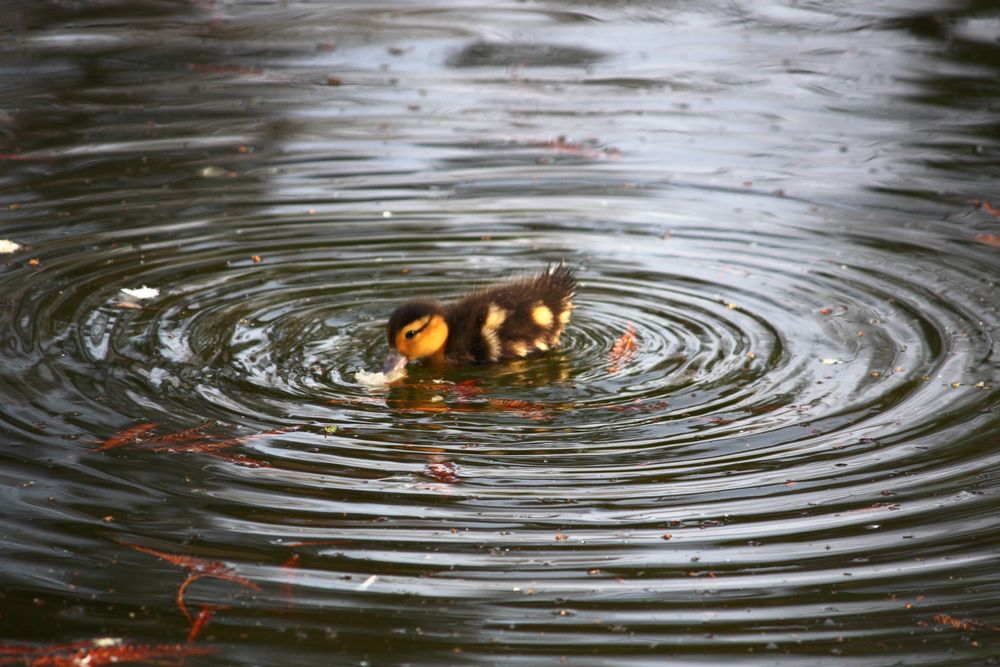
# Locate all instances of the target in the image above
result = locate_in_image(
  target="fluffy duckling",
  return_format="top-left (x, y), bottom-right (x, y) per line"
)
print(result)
top-left (382, 263), bottom-right (576, 375)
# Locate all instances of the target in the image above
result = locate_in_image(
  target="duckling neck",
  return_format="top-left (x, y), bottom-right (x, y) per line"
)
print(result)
top-left (428, 347), bottom-right (446, 366)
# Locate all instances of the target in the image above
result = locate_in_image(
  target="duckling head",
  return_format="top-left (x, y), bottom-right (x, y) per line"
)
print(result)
top-left (383, 300), bottom-right (449, 375)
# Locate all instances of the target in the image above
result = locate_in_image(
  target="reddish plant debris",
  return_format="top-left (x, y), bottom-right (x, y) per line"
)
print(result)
top-left (153, 421), bottom-right (215, 443)
top-left (0, 641), bottom-right (93, 660)
top-left (251, 255), bottom-right (262, 263)
top-left (425, 462), bottom-right (458, 484)
top-left (151, 425), bottom-right (297, 455)
top-left (975, 200), bottom-right (1000, 219)
top-left (554, 533), bottom-right (569, 542)
top-left (661, 533), bottom-right (673, 541)
top-left (933, 613), bottom-right (1000, 633)
top-left (393, 380), bottom-right (487, 399)
top-left (95, 422), bottom-right (295, 466)
top-left (122, 542), bottom-right (260, 623)
top-left (975, 232), bottom-right (1000, 249)
top-left (281, 553), bottom-right (300, 608)
top-left (186, 605), bottom-right (214, 643)
top-left (706, 417), bottom-right (736, 425)
top-left (506, 135), bottom-right (621, 159)
top-left (96, 423), bottom-right (158, 451)
top-left (487, 398), bottom-right (552, 420)
top-left (452, 379), bottom-right (487, 399)
top-left (608, 323), bottom-right (638, 373)
top-left (201, 451), bottom-right (272, 468)
top-left (607, 400), bottom-right (669, 413)
top-left (0, 639), bottom-right (214, 666)
top-left (27, 258), bottom-right (40, 267)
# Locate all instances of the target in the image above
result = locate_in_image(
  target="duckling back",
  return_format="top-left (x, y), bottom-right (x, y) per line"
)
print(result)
top-left (443, 263), bottom-right (576, 364)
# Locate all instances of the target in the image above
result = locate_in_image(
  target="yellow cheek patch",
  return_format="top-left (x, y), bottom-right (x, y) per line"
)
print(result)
top-left (396, 315), bottom-right (448, 360)
top-left (558, 306), bottom-right (572, 325)
top-left (532, 304), bottom-right (554, 329)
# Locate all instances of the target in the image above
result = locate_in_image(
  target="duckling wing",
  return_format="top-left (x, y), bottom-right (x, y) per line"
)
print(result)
top-left (444, 265), bottom-right (576, 363)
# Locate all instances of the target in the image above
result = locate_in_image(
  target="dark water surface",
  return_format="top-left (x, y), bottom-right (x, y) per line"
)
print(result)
top-left (2, 1), bottom-right (1000, 665)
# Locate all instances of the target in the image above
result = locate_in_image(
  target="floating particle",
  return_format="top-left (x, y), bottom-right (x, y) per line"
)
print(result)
top-left (120, 285), bottom-right (160, 299)
top-left (0, 239), bottom-right (21, 253)
top-left (199, 166), bottom-right (228, 178)
top-left (975, 200), bottom-right (1000, 219)
top-left (820, 358), bottom-right (843, 365)
top-left (974, 233), bottom-right (1000, 249)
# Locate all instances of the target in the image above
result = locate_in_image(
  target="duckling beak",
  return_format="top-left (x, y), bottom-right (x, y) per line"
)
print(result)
top-left (381, 349), bottom-right (408, 378)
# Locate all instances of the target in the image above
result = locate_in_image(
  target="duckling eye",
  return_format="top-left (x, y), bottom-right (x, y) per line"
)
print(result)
top-left (405, 329), bottom-right (418, 339)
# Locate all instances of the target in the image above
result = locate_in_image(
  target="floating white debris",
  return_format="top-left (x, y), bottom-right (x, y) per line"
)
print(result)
top-left (120, 286), bottom-right (160, 299)
top-left (0, 239), bottom-right (21, 254)
top-left (199, 166), bottom-right (228, 178)
top-left (355, 368), bottom-right (405, 386)
top-left (92, 638), bottom-right (123, 648)
top-left (356, 574), bottom-right (378, 591)
top-left (819, 358), bottom-right (843, 365)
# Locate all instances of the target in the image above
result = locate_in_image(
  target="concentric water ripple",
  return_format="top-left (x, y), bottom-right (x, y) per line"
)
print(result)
top-left (2, 0), bottom-right (1000, 664)
top-left (3, 207), bottom-right (999, 663)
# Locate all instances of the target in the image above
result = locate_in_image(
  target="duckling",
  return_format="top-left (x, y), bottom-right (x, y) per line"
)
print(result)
top-left (382, 263), bottom-right (576, 375)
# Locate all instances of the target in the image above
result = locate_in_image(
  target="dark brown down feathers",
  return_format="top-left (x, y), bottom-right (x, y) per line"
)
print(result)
top-left (385, 263), bottom-right (576, 366)
top-left (443, 263), bottom-right (576, 364)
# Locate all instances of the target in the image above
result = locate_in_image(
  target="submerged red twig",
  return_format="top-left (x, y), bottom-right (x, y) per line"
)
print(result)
top-left (425, 462), bottom-right (458, 483)
top-left (186, 605), bottom-right (215, 643)
top-left (96, 423), bottom-right (157, 451)
top-left (95, 422), bottom-right (296, 468)
top-left (975, 232), bottom-right (1000, 249)
top-left (976, 200), bottom-right (1000, 219)
top-left (933, 613), bottom-right (1000, 633)
top-left (281, 553), bottom-right (300, 608)
top-left (122, 542), bottom-right (260, 623)
top-left (0, 639), bottom-right (214, 666)
top-left (608, 323), bottom-right (639, 373)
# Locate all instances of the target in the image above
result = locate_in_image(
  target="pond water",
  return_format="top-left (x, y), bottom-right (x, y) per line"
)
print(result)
top-left (1, 1), bottom-right (999, 665)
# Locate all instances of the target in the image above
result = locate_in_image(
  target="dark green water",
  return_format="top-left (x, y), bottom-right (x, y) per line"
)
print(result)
top-left (1, 1), bottom-right (999, 665)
